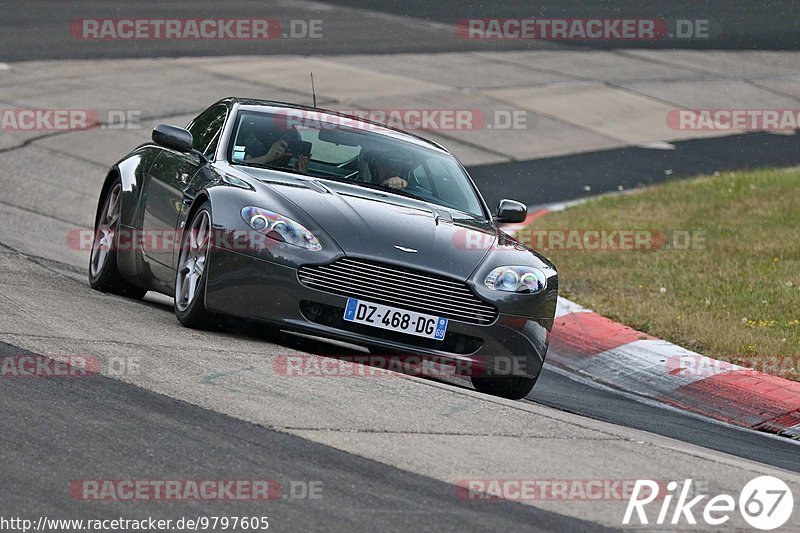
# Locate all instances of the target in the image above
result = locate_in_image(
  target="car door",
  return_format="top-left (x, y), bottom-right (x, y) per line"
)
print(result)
top-left (141, 105), bottom-right (227, 273)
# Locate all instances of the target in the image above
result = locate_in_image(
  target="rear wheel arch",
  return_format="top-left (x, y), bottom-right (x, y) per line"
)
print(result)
top-left (88, 174), bottom-right (148, 299)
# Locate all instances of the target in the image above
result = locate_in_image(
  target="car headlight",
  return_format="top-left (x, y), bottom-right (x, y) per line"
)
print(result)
top-left (484, 266), bottom-right (547, 294)
top-left (241, 206), bottom-right (322, 251)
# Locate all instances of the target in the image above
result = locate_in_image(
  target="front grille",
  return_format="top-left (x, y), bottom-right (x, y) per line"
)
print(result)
top-left (298, 258), bottom-right (497, 325)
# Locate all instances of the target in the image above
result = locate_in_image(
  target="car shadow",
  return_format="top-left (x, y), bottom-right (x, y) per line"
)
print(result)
top-left (139, 290), bottom-right (476, 392)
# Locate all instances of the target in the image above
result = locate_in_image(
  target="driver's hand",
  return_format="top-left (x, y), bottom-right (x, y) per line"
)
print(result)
top-left (382, 177), bottom-right (407, 190)
top-left (265, 138), bottom-right (288, 161)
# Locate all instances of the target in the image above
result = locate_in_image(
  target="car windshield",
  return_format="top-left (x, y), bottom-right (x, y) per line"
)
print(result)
top-left (228, 109), bottom-right (486, 218)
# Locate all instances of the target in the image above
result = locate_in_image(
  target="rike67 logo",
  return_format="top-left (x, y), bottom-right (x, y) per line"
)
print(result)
top-left (624, 476), bottom-right (794, 530)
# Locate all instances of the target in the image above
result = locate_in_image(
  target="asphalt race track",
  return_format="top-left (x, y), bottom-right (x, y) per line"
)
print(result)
top-left (0, 339), bottom-right (609, 532)
top-left (0, 0), bottom-right (561, 61)
top-left (327, 0), bottom-right (800, 50)
top-left (3, 0), bottom-right (799, 61)
top-left (1, 1), bottom-right (799, 531)
top-left (469, 132), bottom-right (800, 208)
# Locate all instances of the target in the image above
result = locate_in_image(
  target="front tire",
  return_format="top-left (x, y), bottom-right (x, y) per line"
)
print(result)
top-left (174, 202), bottom-right (222, 329)
top-left (88, 180), bottom-right (147, 299)
top-left (471, 375), bottom-right (537, 400)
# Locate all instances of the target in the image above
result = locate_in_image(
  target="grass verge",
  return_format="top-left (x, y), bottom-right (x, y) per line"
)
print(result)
top-left (524, 167), bottom-right (800, 378)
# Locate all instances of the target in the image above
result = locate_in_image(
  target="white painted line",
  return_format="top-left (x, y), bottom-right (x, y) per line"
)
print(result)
top-left (0, 63), bottom-right (10, 71)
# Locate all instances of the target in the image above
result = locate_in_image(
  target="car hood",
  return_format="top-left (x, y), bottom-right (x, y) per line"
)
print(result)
top-left (254, 175), bottom-right (497, 280)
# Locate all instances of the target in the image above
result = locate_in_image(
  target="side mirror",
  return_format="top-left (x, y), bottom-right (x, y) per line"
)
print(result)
top-left (152, 124), bottom-right (193, 152)
top-left (495, 199), bottom-right (527, 223)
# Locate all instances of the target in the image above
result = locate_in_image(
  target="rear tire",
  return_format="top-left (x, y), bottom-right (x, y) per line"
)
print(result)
top-left (471, 375), bottom-right (537, 400)
top-left (88, 180), bottom-right (147, 299)
top-left (174, 202), bottom-right (223, 330)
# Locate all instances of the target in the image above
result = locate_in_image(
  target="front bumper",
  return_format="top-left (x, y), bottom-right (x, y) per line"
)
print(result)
top-left (205, 248), bottom-right (555, 380)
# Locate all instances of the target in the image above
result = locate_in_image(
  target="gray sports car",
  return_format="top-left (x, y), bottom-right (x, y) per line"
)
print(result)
top-left (89, 97), bottom-right (557, 399)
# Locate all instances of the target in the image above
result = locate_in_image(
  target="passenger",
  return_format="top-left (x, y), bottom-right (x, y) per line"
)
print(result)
top-left (241, 121), bottom-right (309, 173)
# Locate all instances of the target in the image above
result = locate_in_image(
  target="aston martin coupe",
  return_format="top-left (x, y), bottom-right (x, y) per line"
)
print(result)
top-left (89, 97), bottom-right (558, 399)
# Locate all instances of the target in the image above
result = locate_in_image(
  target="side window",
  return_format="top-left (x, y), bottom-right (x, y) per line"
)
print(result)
top-left (186, 105), bottom-right (227, 155)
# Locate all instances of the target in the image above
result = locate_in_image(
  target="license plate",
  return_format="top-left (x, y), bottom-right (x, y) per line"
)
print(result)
top-left (343, 298), bottom-right (448, 340)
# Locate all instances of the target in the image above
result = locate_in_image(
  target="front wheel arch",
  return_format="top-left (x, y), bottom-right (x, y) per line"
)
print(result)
top-left (174, 199), bottom-right (223, 329)
top-left (179, 191), bottom-right (212, 239)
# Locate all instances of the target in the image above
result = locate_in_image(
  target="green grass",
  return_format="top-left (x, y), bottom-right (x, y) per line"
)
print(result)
top-left (526, 167), bottom-right (800, 378)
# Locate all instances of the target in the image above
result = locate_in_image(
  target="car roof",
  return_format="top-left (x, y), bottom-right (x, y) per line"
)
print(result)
top-left (218, 97), bottom-right (451, 153)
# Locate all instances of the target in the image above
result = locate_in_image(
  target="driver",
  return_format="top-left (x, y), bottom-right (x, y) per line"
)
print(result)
top-left (365, 149), bottom-right (409, 190)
